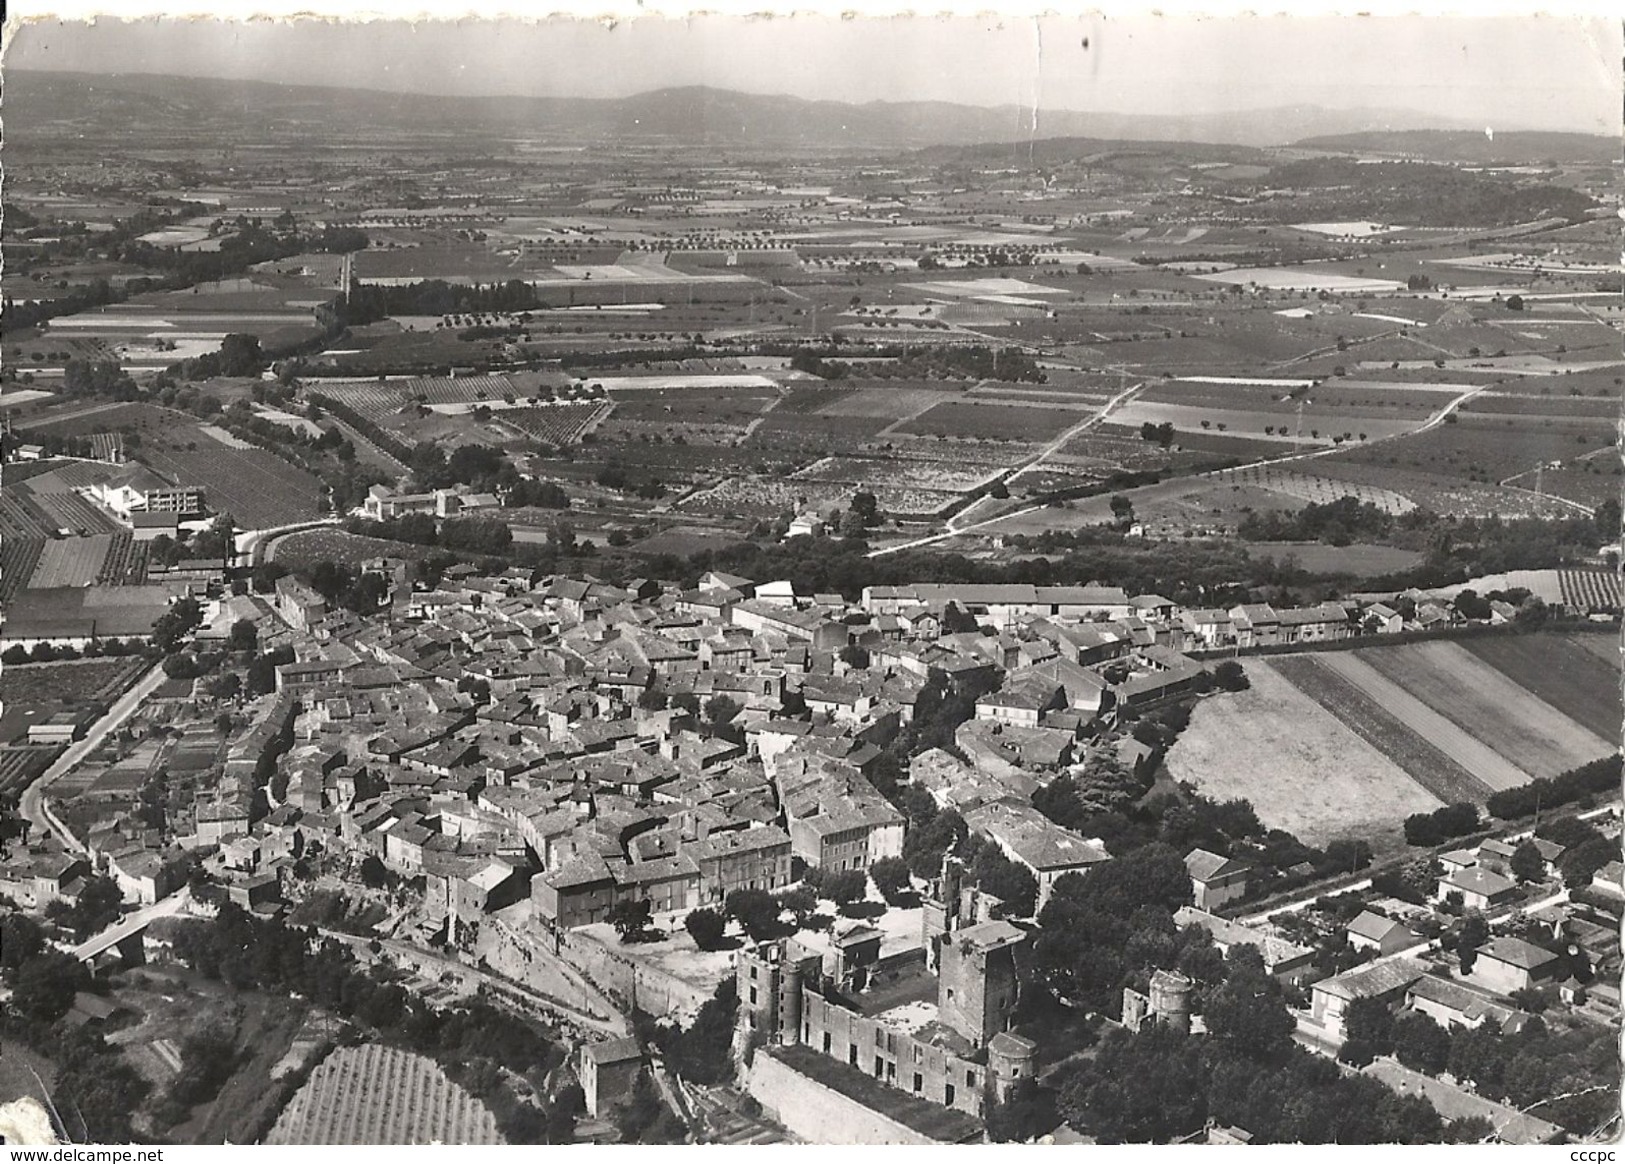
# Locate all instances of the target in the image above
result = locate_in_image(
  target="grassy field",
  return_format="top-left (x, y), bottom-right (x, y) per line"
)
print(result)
top-left (1164, 660), bottom-right (1442, 850)
top-left (267, 1043), bottom-right (503, 1145)
top-left (1269, 655), bottom-right (1494, 805)
top-left (894, 400), bottom-right (1074, 442)
top-left (1246, 541), bottom-right (1425, 577)
top-left (1459, 632), bottom-right (1623, 742)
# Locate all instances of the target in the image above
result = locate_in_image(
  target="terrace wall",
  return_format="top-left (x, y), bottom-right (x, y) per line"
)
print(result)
top-left (552, 925), bottom-right (711, 1021)
top-left (746, 1050), bottom-right (958, 1145)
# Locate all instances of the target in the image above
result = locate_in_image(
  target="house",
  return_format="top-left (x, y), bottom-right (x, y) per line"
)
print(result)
top-left (1346, 910), bottom-right (1414, 956)
top-left (964, 801), bottom-right (1110, 911)
top-left (1310, 958), bottom-right (1427, 1040)
top-left (973, 675), bottom-right (1066, 728)
top-left (88, 465), bottom-right (203, 519)
top-left (1438, 865), bottom-right (1518, 912)
top-left (787, 513), bottom-right (825, 538)
top-left (1589, 859), bottom-right (1624, 900)
top-left (1172, 906), bottom-right (1316, 984)
top-left (1185, 848), bottom-right (1249, 910)
top-left (1469, 936), bottom-right (1561, 997)
top-left (1405, 974), bottom-right (1532, 1034)
top-left (580, 1036), bottom-right (644, 1117)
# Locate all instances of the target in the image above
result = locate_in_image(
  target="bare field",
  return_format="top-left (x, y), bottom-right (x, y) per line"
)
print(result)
top-left (1164, 661), bottom-right (1441, 849)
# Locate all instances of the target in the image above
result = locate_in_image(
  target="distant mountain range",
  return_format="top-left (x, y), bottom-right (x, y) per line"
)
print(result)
top-left (6, 70), bottom-right (1610, 156)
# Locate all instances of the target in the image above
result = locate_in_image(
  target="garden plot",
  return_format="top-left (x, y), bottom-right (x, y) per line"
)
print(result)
top-left (1163, 660), bottom-right (1441, 848)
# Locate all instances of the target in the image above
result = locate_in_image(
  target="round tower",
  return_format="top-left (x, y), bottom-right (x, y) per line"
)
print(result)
top-left (1149, 969), bottom-right (1193, 1036)
top-left (987, 1031), bottom-right (1039, 1103)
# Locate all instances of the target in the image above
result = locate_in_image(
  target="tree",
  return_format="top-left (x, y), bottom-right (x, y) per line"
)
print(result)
top-left (870, 856), bottom-right (913, 905)
top-left (838, 644), bottom-right (871, 670)
top-left (1457, 913), bottom-right (1490, 973)
top-left (1392, 1012), bottom-right (1451, 1075)
top-left (609, 899), bottom-right (654, 942)
top-left (849, 490), bottom-right (879, 526)
top-left (0, 913), bottom-right (47, 972)
top-left (1109, 494), bottom-right (1135, 525)
top-left (659, 977), bottom-right (738, 1085)
top-left (68, 875), bottom-right (125, 940)
top-left (703, 695), bottom-right (741, 730)
top-left (822, 868), bottom-right (868, 907)
top-left (1212, 660), bottom-right (1249, 692)
top-left (684, 907), bottom-right (727, 951)
top-left (152, 595), bottom-right (204, 653)
top-left (1509, 840), bottom-right (1546, 884)
top-left (986, 1077), bottom-right (1058, 1143)
top-left (14, 950), bottom-right (89, 1022)
top-left (725, 888), bottom-right (783, 942)
top-left (1343, 996), bottom-right (1396, 1056)
top-left (359, 854), bottom-right (389, 889)
top-left (1204, 952), bottom-right (1295, 1061)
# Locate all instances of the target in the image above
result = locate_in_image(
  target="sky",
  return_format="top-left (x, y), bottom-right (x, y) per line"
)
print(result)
top-left (5, 5), bottom-right (1621, 134)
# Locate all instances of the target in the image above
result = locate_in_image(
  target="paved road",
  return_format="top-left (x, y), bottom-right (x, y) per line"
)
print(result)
top-left (71, 888), bottom-right (193, 961)
top-left (238, 517), bottom-right (342, 566)
top-left (21, 661), bottom-right (167, 854)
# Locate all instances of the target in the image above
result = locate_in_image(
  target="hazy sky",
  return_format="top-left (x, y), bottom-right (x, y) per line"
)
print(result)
top-left (6, 8), bottom-right (1621, 133)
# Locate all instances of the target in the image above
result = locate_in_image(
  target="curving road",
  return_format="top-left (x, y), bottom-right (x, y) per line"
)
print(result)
top-left (21, 661), bottom-right (167, 855)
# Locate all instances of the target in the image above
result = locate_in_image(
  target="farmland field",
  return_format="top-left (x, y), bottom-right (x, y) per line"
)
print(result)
top-left (0, 657), bottom-right (149, 708)
top-left (1310, 652), bottom-right (1532, 791)
top-left (266, 1043), bottom-right (504, 1145)
top-left (269, 528), bottom-right (442, 568)
top-left (31, 534), bottom-right (114, 588)
top-left (1269, 655), bottom-right (1494, 804)
top-left (140, 445), bottom-right (323, 529)
top-left (1164, 660), bottom-right (1442, 849)
top-left (1355, 641), bottom-right (1614, 779)
top-left (894, 400), bottom-right (1077, 441)
top-left (0, 536), bottom-right (45, 605)
top-left (1459, 632), bottom-right (1623, 741)
top-left (0, 745), bottom-right (63, 796)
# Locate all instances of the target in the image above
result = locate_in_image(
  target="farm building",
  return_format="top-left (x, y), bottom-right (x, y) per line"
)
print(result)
top-left (26, 711), bottom-right (86, 745)
top-left (0, 585), bottom-right (177, 648)
top-left (129, 510), bottom-right (181, 541)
